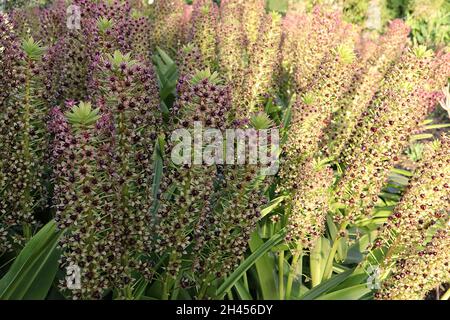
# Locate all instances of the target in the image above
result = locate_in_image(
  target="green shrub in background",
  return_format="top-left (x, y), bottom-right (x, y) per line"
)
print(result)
top-left (1, 0), bottom-right (50, 10)
top-left (281, 0), bottom-right (392, 27)
top-left (275, 0), bottom-right (448, 47)
top-left (1, 0), bottom-right (448, 301)
top-left (405, 0), bottom-right (449, 48)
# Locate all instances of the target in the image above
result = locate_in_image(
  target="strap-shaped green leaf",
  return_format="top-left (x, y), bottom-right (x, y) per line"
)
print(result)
top-left (299, 269), bottom-right (353, 300)
top-left (216, 230), bottom-right (285, 299)
top-left (0, 220), bottom-right (63, 300)
top-left (248, 231), bottom-right (278, 299)
top-left (317, 284), bottom-right (371, 300)
top-left (234, 280), bottom-right (253, 300)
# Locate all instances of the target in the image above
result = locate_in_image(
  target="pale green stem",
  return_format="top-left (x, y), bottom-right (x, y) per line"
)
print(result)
top-left (322, 237), bottom-right (341, 281)
top-left (286, 245), bottom-right (302, 300)
top-left (278, 250), bottom-right (285, 300)
top-left (441, 287), bottom-right (450, 300)
top-left (243, 272), bottom-right (249, 292)
top-left (323, 221), bottom-right (349, 281)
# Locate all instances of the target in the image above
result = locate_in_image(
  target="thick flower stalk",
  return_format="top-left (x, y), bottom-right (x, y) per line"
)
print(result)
top-left (188, 0), bottom-right (219, 69)
top-left (39, 1), bottom-right (154, 104)
top-left (241, 0), bottom-right (265, 51)
top-left (9, 0), bottom-right (68, 47)
top-left (193, 163), bottom-right (269, 293)
top-left (374, 136), bottom-right (450, 300)
top-left (356, 36), bottom-right (379, 64)
top-left (176, 43), bottom-right (205, 78)
top-left (384, 135), bottom-right (450, 238)
top-left (376, 135), bottom-right (450, 259)
top-left (237, 12), bottom-right (282, 118)
top-left (0, 36), bottom-right (49, 252)
top-left (324, 19), bottom-right (411, 159)
top-left (43, 24), bottom-right (95, 102)
top-left (281, 6), bottom-right (343, 95)
top-left (0, 13), bottom-right (17, 106)
top-left (156, 70), bottom-right (231, 282)
top-left (51, 50), bottom-right (160, 298)
top-left (217, 0), bottom-right (246, 84)
top-left (192, 115), bottom-right (273, 292)
top-left (280, 11), bottom-right (309, 96)
top-left (9, 7), bottom-right (41, 39)
top-left (92, 51), bottom-right (161, 293)
top-left (149, 0), bottom-right (186, 52)
top-left (286, 161), bottom-right (334, 251)
top-left (126, 13), bottom-right (153, 59)
top-left (376, 228), bottom-right (450, 300)
top-left (335, 47), bottom-right (449, 223)
top-left (49, 103), bottom-right (118, 300)
top-left (37, 0), bottom-right (67, 46)
top-left (278, 42), bottom-right (357, 195)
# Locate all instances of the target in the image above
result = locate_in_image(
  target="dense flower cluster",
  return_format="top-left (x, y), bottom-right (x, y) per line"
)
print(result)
top-left (189, 0), bottom-right (283, 119)
top-left (238, 12), bottom-right (282, 118)
top-left (11, 0), bottom-right (156, 105)
top-left (188, 0), bottom-right (219, 69)
top-left (0, 22), bottom-right (49, 252)
top-left (377, 135), bottom-right (450, 252)
top-left (177, 43), bottom-right (205, 77)
top-left (334, 47), bottom-right (449, 223)
top-left (155, 73), bottom-right (232, 280)
top-left (285, 161), bottom-right (334, 251)
top-left (372, 135), bottom-right (450, 300)
top-left (92, 51), bottom-right (161, 279)
top-left (217, 0), bottom-right (245, 85)
top-left (50, 50), bottom-right (161, 299)
top-left (149, 0), bottom-right (186, 52)
top-left (278, 40), bottom-right (357, 195)
top-left (281, 6), bottom-right (344, 95)
top-left (2, 0), bottom-right (162, 298)
top-left (242, 0), bottom-right (266, 51)
top-left (192, 122), bottom-right (271, 289)
top-left (49, 103), bottom-right (117, 300)
top-left (376, 228), bottom-right (450, 300)
top-left (323, 19), bottom-right (411, 158)
top-left (1, 0), bottom-right (449, 301)
top-left (370, 135), bottom-right (450, 300)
